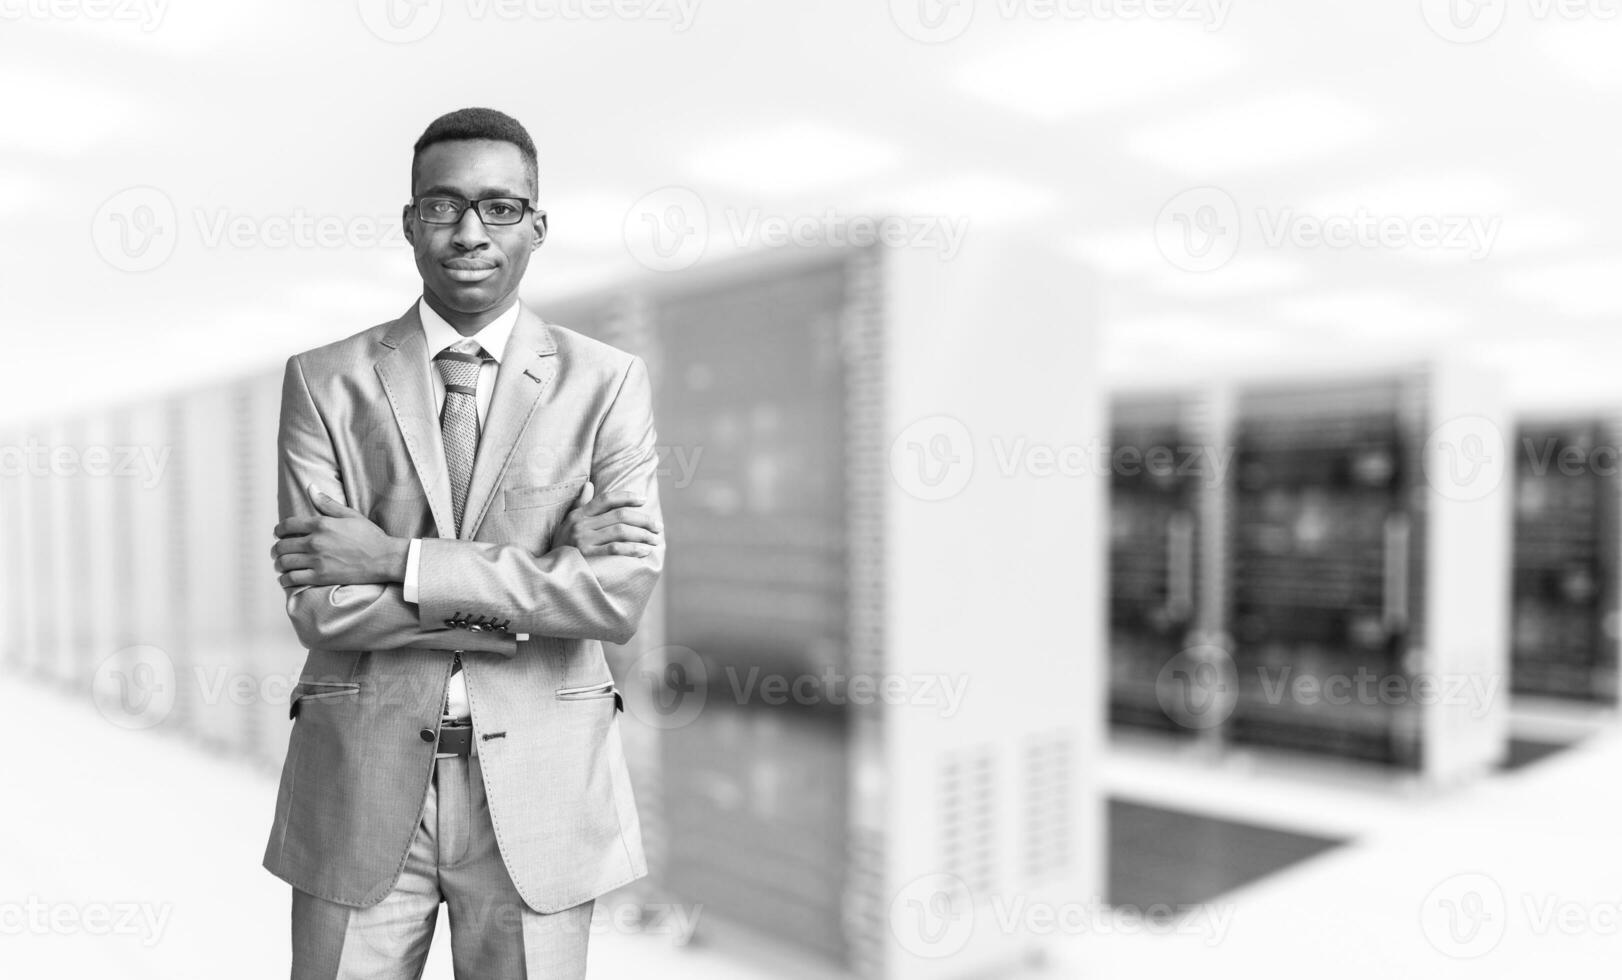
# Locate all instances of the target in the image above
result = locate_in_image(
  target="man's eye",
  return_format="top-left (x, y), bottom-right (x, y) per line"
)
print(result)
top-left (428, 201), bottom-right (458, 214)
top-left (487, 204), bottom-right (517, 217)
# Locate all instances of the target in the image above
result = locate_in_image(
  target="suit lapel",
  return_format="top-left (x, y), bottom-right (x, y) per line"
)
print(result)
top-left (374, 304), bottom-right (457, 539)
top-left (462, 304), bottom-right (558, 540)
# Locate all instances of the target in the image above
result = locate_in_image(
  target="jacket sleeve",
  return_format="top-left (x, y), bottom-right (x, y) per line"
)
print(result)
top-left (413, 354), bottom-right (666, 645)
top-left (277, 353), bottom-right (518, 656)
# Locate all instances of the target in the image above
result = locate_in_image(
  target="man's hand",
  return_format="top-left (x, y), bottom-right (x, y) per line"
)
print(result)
top-left (272, 487), bottom-right (410, 588)
top-left (554, 481), bottom-right (663, 558)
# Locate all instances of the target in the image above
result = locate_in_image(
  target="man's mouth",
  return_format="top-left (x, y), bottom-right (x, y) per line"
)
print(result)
top-left (442, 259), bottom-right (498, 283)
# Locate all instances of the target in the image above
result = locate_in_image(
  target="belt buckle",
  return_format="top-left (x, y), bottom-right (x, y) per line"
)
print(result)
top-left (435, 720), bottom-right (474, 759)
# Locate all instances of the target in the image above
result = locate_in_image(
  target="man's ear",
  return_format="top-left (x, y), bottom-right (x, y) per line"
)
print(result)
top-left (532, 210), bottom-right (548, 250)
top-left (401, 205), bottom-right (416, 246)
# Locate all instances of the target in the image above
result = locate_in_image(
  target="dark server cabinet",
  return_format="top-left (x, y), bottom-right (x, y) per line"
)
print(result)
top-left (651, 255), bottom-right (854, 963)
top-left (1108, 396), bottom-right (1203, 735)
top-left (544, 258), bottom-right (854, 963)
top-left (1228, 379), bottom-right (1424, 765)
top-left (1223, 367), bottom-right (1511, 781)
top-left (540, 237), bottom-right (1103, 980)
top-left (1511, 419), bottom-right (1622, 703)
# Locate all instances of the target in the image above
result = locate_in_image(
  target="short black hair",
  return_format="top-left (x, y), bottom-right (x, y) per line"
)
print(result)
top-left (411, 107), bottom-right (538, 198)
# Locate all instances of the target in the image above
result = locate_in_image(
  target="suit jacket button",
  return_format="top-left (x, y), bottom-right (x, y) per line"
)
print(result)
top-left (419, 728), bottom-right (435, 743)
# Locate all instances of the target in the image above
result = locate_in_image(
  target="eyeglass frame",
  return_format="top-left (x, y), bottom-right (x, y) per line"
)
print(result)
top-left (408, 195), bottom-right (546, 227)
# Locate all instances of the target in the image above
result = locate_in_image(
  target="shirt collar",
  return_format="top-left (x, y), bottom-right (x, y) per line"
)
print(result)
top-left (417, 296), bottom-right (521, 364)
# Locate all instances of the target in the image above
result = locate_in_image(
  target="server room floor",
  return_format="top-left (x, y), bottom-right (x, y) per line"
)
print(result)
top-left (9, 681), bottom-right (1619, 979)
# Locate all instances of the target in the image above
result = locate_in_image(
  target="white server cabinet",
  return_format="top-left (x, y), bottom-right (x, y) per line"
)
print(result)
top-left (236, 368), bottom-right (305, 770)
top-left (53, 416), bottom-right (96, 685)
top-left (0, 424), bottom-right (25, 669)
top-left (876, 236), bottom-right (1102, 980)
top-left (4, 424), bottom-right (42, 675)
top-left (80, 412), bottom-right (122, 687)
top-left (25, 418), bottom-right (77, 685)
top-left (179, 382), bottom-right (250, 753)
top-left (121, 400), bottom-right (191, 737)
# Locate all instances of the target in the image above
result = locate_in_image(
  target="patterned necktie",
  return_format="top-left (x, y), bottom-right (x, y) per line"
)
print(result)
top-left (435, 337), bottom-right (489, 537)
top-left (434, 337), bottom-right (489, 697)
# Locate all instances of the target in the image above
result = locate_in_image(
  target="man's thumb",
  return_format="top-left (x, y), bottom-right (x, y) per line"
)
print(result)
top-left (308, 482), bottom-right (347, 513)
top-left (576, 480), bottom-right (595, 508)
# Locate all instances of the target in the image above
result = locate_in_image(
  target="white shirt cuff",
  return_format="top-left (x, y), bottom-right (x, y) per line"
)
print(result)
top-left (403, 538), bottom-right (421, 604)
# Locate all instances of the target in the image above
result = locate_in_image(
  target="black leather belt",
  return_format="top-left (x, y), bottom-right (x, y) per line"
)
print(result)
top-left (436, 721), bottom-right (474, 758)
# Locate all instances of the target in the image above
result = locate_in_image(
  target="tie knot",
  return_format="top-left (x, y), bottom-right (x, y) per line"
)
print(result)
top-left (434, 339), bottom-right (488, 388)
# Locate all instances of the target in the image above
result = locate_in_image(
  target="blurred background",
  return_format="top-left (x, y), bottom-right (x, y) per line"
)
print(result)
top-left (4, 0), bottom-right (1622, 977)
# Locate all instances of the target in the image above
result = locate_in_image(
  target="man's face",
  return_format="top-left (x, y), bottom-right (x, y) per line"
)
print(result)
top-left (403, 139), bottom-right (545, 315)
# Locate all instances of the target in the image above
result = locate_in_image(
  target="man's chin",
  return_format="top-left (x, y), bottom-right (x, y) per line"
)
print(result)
top-left (428, 278), bottom-right (509, 312)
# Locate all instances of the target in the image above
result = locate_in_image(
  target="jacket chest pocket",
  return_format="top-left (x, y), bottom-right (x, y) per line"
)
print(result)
top-left (500, 477), bottom-right (586, 547)
top-left (505, 477), bottom-right (586, 512)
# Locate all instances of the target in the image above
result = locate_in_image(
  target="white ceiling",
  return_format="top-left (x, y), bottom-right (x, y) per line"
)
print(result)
top-left (3, 0), bottom-right (1620, 422)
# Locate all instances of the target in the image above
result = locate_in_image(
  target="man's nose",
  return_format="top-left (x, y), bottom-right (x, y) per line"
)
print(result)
top-left (451, 206), bottom-right (492, 248)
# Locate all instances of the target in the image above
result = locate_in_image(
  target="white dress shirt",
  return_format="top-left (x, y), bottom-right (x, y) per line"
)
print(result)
top-left (402, 296), bottom-right (527, 719)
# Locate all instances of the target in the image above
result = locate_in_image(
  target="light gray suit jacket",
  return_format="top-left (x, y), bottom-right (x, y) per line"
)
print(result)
top-left (261, 300), bottom-right (661, 912)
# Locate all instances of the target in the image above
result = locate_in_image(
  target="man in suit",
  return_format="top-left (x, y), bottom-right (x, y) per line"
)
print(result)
top-left (264, 107), bottom-right (664, 979)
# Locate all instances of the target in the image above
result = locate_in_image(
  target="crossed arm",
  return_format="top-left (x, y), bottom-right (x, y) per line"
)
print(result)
top-left (267, 353), bottom-right (665, 653)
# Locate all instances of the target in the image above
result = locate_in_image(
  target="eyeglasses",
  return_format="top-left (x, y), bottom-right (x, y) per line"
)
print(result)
top-left (411, 196), bottom-right (540, 226)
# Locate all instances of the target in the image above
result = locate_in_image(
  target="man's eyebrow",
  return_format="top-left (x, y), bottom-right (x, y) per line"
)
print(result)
top-left (415, 183), bottom-right (529, 199)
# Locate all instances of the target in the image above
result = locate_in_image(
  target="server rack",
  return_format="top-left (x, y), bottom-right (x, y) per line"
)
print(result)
top-left (653, 254), bottom-right (853, 962)
top-left (1107, 394), bottom-right (1212, 736)
top-left (32, 419), bottom-right (69, 685)
top-left (546, 256), bottom-right (857, 963)
top-left (535, 235), bottom-right (1103, 980)
top-left (128, 400), bottom-right (188, 732)
top-left (0, 424), bottom-right (17, 670)
top-left (56, 417), bottom-right (97, 686)
top-left (0, 422), bottom-right (44, 675)
top-left (537, 290), bottom-right (672, 912)
top-left (80, 414), bottom-right (119, 686)
top-left (1510, 417), bottom-right (1622, 704)
top-left (176, 382), bottom-right (242, 753)
top-left (237, 370), bottom-right (304, 770)
top-left (1106, 365), bottom-right (1513, 783)
top-left (1228, 378), bottom-right (1424, 765)
top-left (6, 424), bottom-right (40, 678)
top-left (1224, 367), bottom-right (1511, 781)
